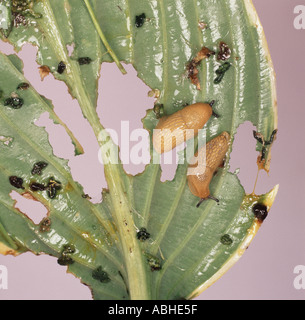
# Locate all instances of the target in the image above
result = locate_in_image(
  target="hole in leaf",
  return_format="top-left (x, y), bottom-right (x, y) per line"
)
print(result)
top-left (159, 143), bottom-right (186, 182)
top-left (66, 43), bottom-right (75, 57)
top-left (0, 41), bottom-right (15, 55)
top-left (14, 44), bottom-right (105, 203)
top-left (0, 135), bottom-right (14, 147)
top-left (98, 63), bottom-right (154, 176)
top-left (229, 121), bottom-right (272, 195)
top-left (10, 191), bottom-right (49, 225)
top-left (35, 112), bottom-right (75, 159)
top-left (35, 112), bottom-right (105, 204)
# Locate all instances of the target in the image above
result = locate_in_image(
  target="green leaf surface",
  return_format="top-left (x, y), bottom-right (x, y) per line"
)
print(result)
top-left (0, 0), bottom-right (277, 300)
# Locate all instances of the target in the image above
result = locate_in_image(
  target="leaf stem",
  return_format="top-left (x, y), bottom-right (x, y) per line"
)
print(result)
top-left (99, 129), bottom-right (151, 300)
top-left (83, 0), bottom-right (127, 75)
top-left (39, 0), bottom-right (147, 299)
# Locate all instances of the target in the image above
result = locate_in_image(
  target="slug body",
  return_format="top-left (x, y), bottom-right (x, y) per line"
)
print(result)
top-left (153, 103), bottom-right (212, 154)
top-left (187, 131), bottom-right (230, 207)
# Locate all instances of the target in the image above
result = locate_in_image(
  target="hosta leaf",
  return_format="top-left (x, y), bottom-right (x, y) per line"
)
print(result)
top-left (0, 0), bottom-right (278, 300)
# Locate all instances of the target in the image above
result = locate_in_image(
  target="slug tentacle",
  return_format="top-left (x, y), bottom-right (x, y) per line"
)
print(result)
top-left (196, 195), bottom-right (219, 208)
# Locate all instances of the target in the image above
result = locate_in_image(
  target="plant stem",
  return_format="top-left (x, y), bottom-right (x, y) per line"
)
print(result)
top-left (83, 0), bottom-right (127, 75)
top-left (98, 130), bottom-right (151, 300)
top-left (39, 0), bottom-right (148, 299)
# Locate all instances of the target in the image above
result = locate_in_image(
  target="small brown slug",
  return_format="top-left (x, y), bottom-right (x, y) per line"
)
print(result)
top-left (153, 102), bottom-right (213, 154)
top-left (187, 131), bottom-right (230, 207)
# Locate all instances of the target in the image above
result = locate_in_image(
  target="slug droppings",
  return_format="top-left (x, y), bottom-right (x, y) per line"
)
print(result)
top-left (136, 228), bottom-right (150, 242)
top-left (144, 253), bottom-right (162, 272)
top-left (253, 129), bottom-right (278, 163)
top-left (217, 42), bottom-right (231, 61)
top-left (57, 61), bottom-right (66, 74)
top-left (31, 161), bottom-right (48, 175)
top-left (57, 244), bottom-right (75, 266)
top-left (39, 217), bottom-right (51, 233)
top-left (214, 62), bottom-right (231, 84)
top-left (47, 178), bottom-right (62, 199)
top-left (220, 234), bottom-right (233, 245)
top-left (92, 266), bottom-right (111, 283)
top-left (4, 97), bottom-right (24, 109)
top-left (29, 182), bottom-right (46, 192)
top-left (78, 57), bottom-right (92, 65)
top-left (17, 82), bottom-right (30, 90)
top-left (9, 176), bottom-right (24, 189)
top-left (252, 203), bottom-right (268, 222)
top-left (135, 13), bottom-right (146, 28)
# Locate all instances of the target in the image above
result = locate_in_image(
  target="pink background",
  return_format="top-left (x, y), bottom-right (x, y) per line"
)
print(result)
top-left (0, 0), bottom-right (305, 300)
